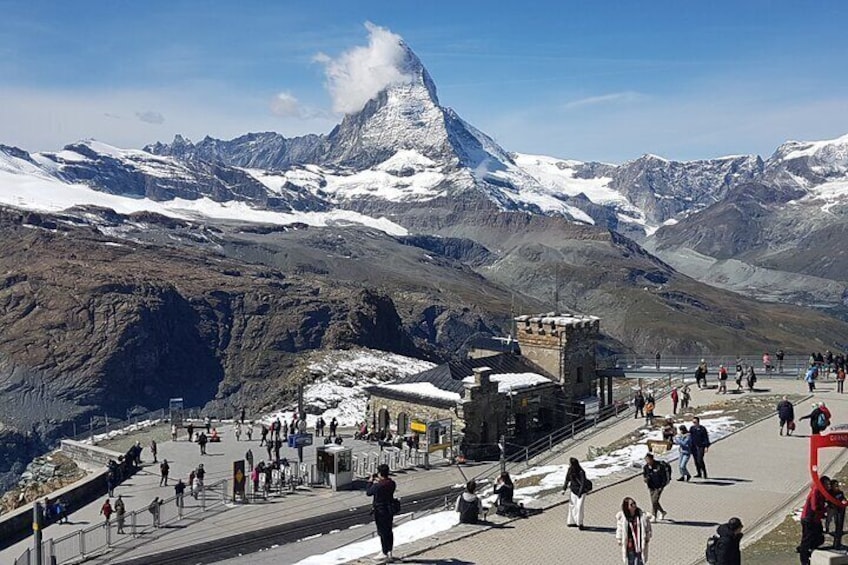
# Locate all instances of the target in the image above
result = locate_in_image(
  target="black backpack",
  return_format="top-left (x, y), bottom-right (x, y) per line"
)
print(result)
top-left (705, 534), bottom-right (719, 564)
top-left (659, 461), bottom-right (672, 487)
top-left (457, 496), bottom-right (479, 524)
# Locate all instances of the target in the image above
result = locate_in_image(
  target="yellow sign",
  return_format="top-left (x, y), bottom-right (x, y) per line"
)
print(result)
top-left (410, 421), bottom-right (427, 433)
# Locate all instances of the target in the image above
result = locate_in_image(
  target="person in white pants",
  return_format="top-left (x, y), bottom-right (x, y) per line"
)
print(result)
top-left (563, 457), bottom-right (590, 529)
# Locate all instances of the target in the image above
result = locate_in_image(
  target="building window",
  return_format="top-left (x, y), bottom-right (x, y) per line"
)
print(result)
top-left (576, 367), bottom-right (584, 383)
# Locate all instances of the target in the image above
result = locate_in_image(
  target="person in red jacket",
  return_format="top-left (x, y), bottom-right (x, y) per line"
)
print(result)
top-left (798, 476), bottom-right (830, 565)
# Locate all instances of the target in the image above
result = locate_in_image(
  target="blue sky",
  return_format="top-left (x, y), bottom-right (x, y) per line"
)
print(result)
top-left (2, 0), bottom-right (847, 162)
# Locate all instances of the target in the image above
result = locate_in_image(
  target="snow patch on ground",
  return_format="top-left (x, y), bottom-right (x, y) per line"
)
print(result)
top-left (82, 419), bottom-right (162, 445)
top-left (510, 414), bottom-right (742, 498)
top-left (292, 511), bottom-right (458, 564)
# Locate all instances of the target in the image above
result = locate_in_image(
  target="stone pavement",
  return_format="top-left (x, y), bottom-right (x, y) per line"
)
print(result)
top-left (0, 425), bottom-right (460, 564)
top-left (402, 377), bottom-right (844, 564)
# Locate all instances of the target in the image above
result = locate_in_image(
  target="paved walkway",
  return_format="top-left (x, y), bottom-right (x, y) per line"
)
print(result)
top-left (402, 377), bottom-right (844, 564)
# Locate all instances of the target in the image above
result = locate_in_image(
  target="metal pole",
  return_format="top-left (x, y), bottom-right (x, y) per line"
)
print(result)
top-left (33, 501), bottom-right (43, 565)
top-left (499, 434), bottom-right (506, 474)
top-left (297, 383), bottom-right (305, 464)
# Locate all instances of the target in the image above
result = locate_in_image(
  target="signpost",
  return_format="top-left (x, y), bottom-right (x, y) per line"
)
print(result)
top-left (410, 420), bottom-right (427, 433)
top-left (294, 433), bottom-right (313, 447)
top-left (233, 460), bottom-right (246, 502)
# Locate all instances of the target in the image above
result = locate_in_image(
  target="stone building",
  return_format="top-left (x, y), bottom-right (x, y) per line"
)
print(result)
top-left (365, 312), bottom-right (603, 459)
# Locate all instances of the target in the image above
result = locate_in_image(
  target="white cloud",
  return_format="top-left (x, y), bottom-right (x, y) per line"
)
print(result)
top-left (135, 110), bottom-right (165, 124)
top-left (315, 22), bottom-right (413, 115)
top-left (562, 91), bottom-right (644, 110)
top-left (0, 86), bottom-right (337, 153)
top-left (269, 91), bottom-right (302, 117)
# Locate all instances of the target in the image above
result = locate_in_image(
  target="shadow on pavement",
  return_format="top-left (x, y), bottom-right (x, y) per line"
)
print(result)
top-left (581, 525), bottom-right (616, 533)
top-left (401, 557), bottom-right (474, 565)
top-left (667, 520), bottom-right (720, 527)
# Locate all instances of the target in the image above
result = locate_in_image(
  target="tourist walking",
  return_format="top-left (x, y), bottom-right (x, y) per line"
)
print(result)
top-left (234, 422), bottom-right (242, 442)
top-left (246, 448), bottom-right (254, 472)
top-left (633, 391), bottom-right (645, 419)
top-left (671, 387), bottom-right (679, 415)
top-left (642, 454), bottom-right (671, 521)
top-left (114, 495), bottom-right (126, 534)
top-left (329, 417), bottom-right (339, 437)
top-left (714, 517), bottom-right (744, 565)
top-left (187, 423), bottom-right (194, 442)
top-left (717, 365), bottom-right (728, 394)
top-left (100, 499), bottom-right (113, 527)
top-left (150, 439), bottom-right (158, 463)
top-left (839, 367), bottom-right (846, 394)
top-left (763, 352), bottom-right (773, 373)
top-left (644, 397), bottom-right (655, 426)
top-left (367, 463), bottom-right (397, 563)
top-left (455, 480), bottom-right (483, 524)
top-left (798, 477), bottom-right (829, 565)
top-left (260, 424), bottom-right (268, 446)
top-left (655, 351), bottom-right (661, 371)
top-left (681, 385), bottom-right (691, 410)
top-left (148, 497), bottom-right (162, 528)
top-left (674, 425), bottom-right (692, 481)
top-left (805, 365), bottom-right (818, 393)
top-left (174, 479), bottom-right (185, 508)
top-left (689, 416), bottom-right (711, 479)
top-left (159, 459), bottom-right (170, 486)
top-left (171, 424), bottom-right (178, 441)
top-left (800, 402), bottom-right (828, 435)
top-left (696, 359), bottom-right (708, 389)
top-left (777, 396), bottom-right (795, 436)
top-left (563, 457), bottom-right (590, 529)
top-left (198, 432), bottom-right (208, 455)
top-left (615, 497), bottom-right (651, 565)
top-left (246, 423), bottom-right (254, 441)
top-left (777, 348), bottom-right (785, 373)
top-left (746, 365), bottom-right (757, 392)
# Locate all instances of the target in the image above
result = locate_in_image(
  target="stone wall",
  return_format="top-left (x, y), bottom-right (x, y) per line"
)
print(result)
top-left (60, 440), bottom-right (123, 467)
top-left (367, 394), bottom-right (458, 436)
top-left (0, 468), bottom-right (109, 551)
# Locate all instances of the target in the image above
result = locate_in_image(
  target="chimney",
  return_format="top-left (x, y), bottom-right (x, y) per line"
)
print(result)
top-left (473, 367), bottom-right (492, 386)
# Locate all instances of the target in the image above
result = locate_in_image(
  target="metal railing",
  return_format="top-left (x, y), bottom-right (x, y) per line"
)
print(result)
top-left (13, 479), bottom-right (229, 565)
top-left (604, 354), bottom-right (817, 377)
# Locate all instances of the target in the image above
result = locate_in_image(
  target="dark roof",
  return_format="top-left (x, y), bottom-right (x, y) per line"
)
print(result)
top-left (468, 336), bottom-right (520, 354)
top-left (390, 353), bottom-right (553, 394)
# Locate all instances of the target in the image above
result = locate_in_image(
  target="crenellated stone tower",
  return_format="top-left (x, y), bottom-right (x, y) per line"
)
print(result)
top-left (514, 313), bottom-right (600, 406)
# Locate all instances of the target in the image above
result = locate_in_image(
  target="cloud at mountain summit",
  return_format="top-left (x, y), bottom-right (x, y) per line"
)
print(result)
top-left (315, 22), bottom-right (413, 115)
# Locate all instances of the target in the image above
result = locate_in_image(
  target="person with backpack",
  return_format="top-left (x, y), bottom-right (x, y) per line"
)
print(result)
top-left (455, 480), bottom-right (483, 524)
top-left (563, 457), bottom-right (590, 529)
top-left (643, 454), bottom-right (671, 521)
top-left (805, 365), bottom-right (818, 393)
top-left (616, 497), bottom-right (652, 565)
top-left (717, 365), bottom-right (728, 394)
top-left (707, 516), bottom-right (743, 565)
top-left (746, 366), bottom-right (757, 392)
top-left (800, 402), bottom-right (828, 435)
top-left (777, 396), bottom-right (796, 436)
top-left (674, 425), bottom-right (693, 481)
top-left (367, 463), bottom-right (397, 563)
